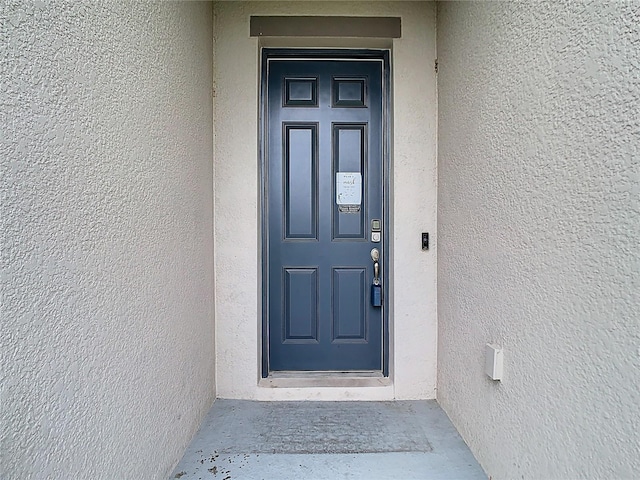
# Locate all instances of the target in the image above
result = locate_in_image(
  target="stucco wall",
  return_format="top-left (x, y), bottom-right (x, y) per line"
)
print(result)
top-left (437, 2), bottom-right (639, 479)
top-left (214, 1), bottom-right (437, 400)
top-left (1, 2), bottom-right (215, 478)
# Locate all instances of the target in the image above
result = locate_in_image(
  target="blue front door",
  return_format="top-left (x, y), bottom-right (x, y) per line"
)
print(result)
top-left (263, 50), bottom-right (388, 373)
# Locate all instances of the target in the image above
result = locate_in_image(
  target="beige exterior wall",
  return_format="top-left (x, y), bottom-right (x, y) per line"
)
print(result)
top-left (213, 1), bottom-right (438, 400)
top-left (2, 2), bottom-right (215, 478)
top-left (437, 2), bottom-right (640, 478)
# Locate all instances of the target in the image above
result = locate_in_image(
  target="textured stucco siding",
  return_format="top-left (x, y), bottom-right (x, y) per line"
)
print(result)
top-left (213, 1), bottom-right (437, 401)
top-left (1, 2), bottom-right (215, 478)
top-left (437, 2), bottom-right (640, 479)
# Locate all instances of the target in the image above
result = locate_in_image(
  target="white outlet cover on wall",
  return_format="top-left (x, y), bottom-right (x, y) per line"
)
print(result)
top-left (485, 344), bottom-right (504, 381)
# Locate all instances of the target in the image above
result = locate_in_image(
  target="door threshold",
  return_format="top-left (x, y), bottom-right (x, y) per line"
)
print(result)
top-left (259, 371), bottom-right (391, 388)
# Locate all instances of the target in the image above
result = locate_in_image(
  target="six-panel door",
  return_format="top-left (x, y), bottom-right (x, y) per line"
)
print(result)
top-left (266, 57), bottom-right (384, 372)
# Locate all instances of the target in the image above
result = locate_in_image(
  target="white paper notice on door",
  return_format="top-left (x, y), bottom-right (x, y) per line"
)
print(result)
top-left (336, 172), bottom-right (362, 205)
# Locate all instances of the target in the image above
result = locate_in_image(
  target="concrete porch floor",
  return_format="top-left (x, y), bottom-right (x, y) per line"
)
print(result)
top-left (171, 399), bottom-right (486, 480)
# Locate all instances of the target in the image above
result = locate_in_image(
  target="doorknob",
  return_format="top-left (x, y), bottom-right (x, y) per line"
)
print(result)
top-left (371, 248), bottom-right (380, 284)
top-left (371, 248), bottom-right (380, 281)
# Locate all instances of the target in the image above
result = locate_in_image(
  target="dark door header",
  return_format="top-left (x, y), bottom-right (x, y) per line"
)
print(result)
top-left (250, 16), bottom-right (401, 39)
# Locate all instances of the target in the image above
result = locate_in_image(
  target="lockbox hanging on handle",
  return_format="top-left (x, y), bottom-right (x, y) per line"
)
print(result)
top-left (371, 282), bottom-right (382, 307)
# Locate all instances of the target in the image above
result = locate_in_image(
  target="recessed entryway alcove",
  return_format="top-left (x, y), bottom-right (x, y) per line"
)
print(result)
top-left (213, 1), bottom-right (437, 401)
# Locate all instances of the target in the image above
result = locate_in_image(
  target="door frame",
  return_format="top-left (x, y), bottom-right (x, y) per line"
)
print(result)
top-left (259, 48), bottom-right (391, 379)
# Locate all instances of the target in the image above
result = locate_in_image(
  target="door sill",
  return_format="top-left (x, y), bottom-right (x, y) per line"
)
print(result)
top-left (259, 371), bottom-right (391, 388)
